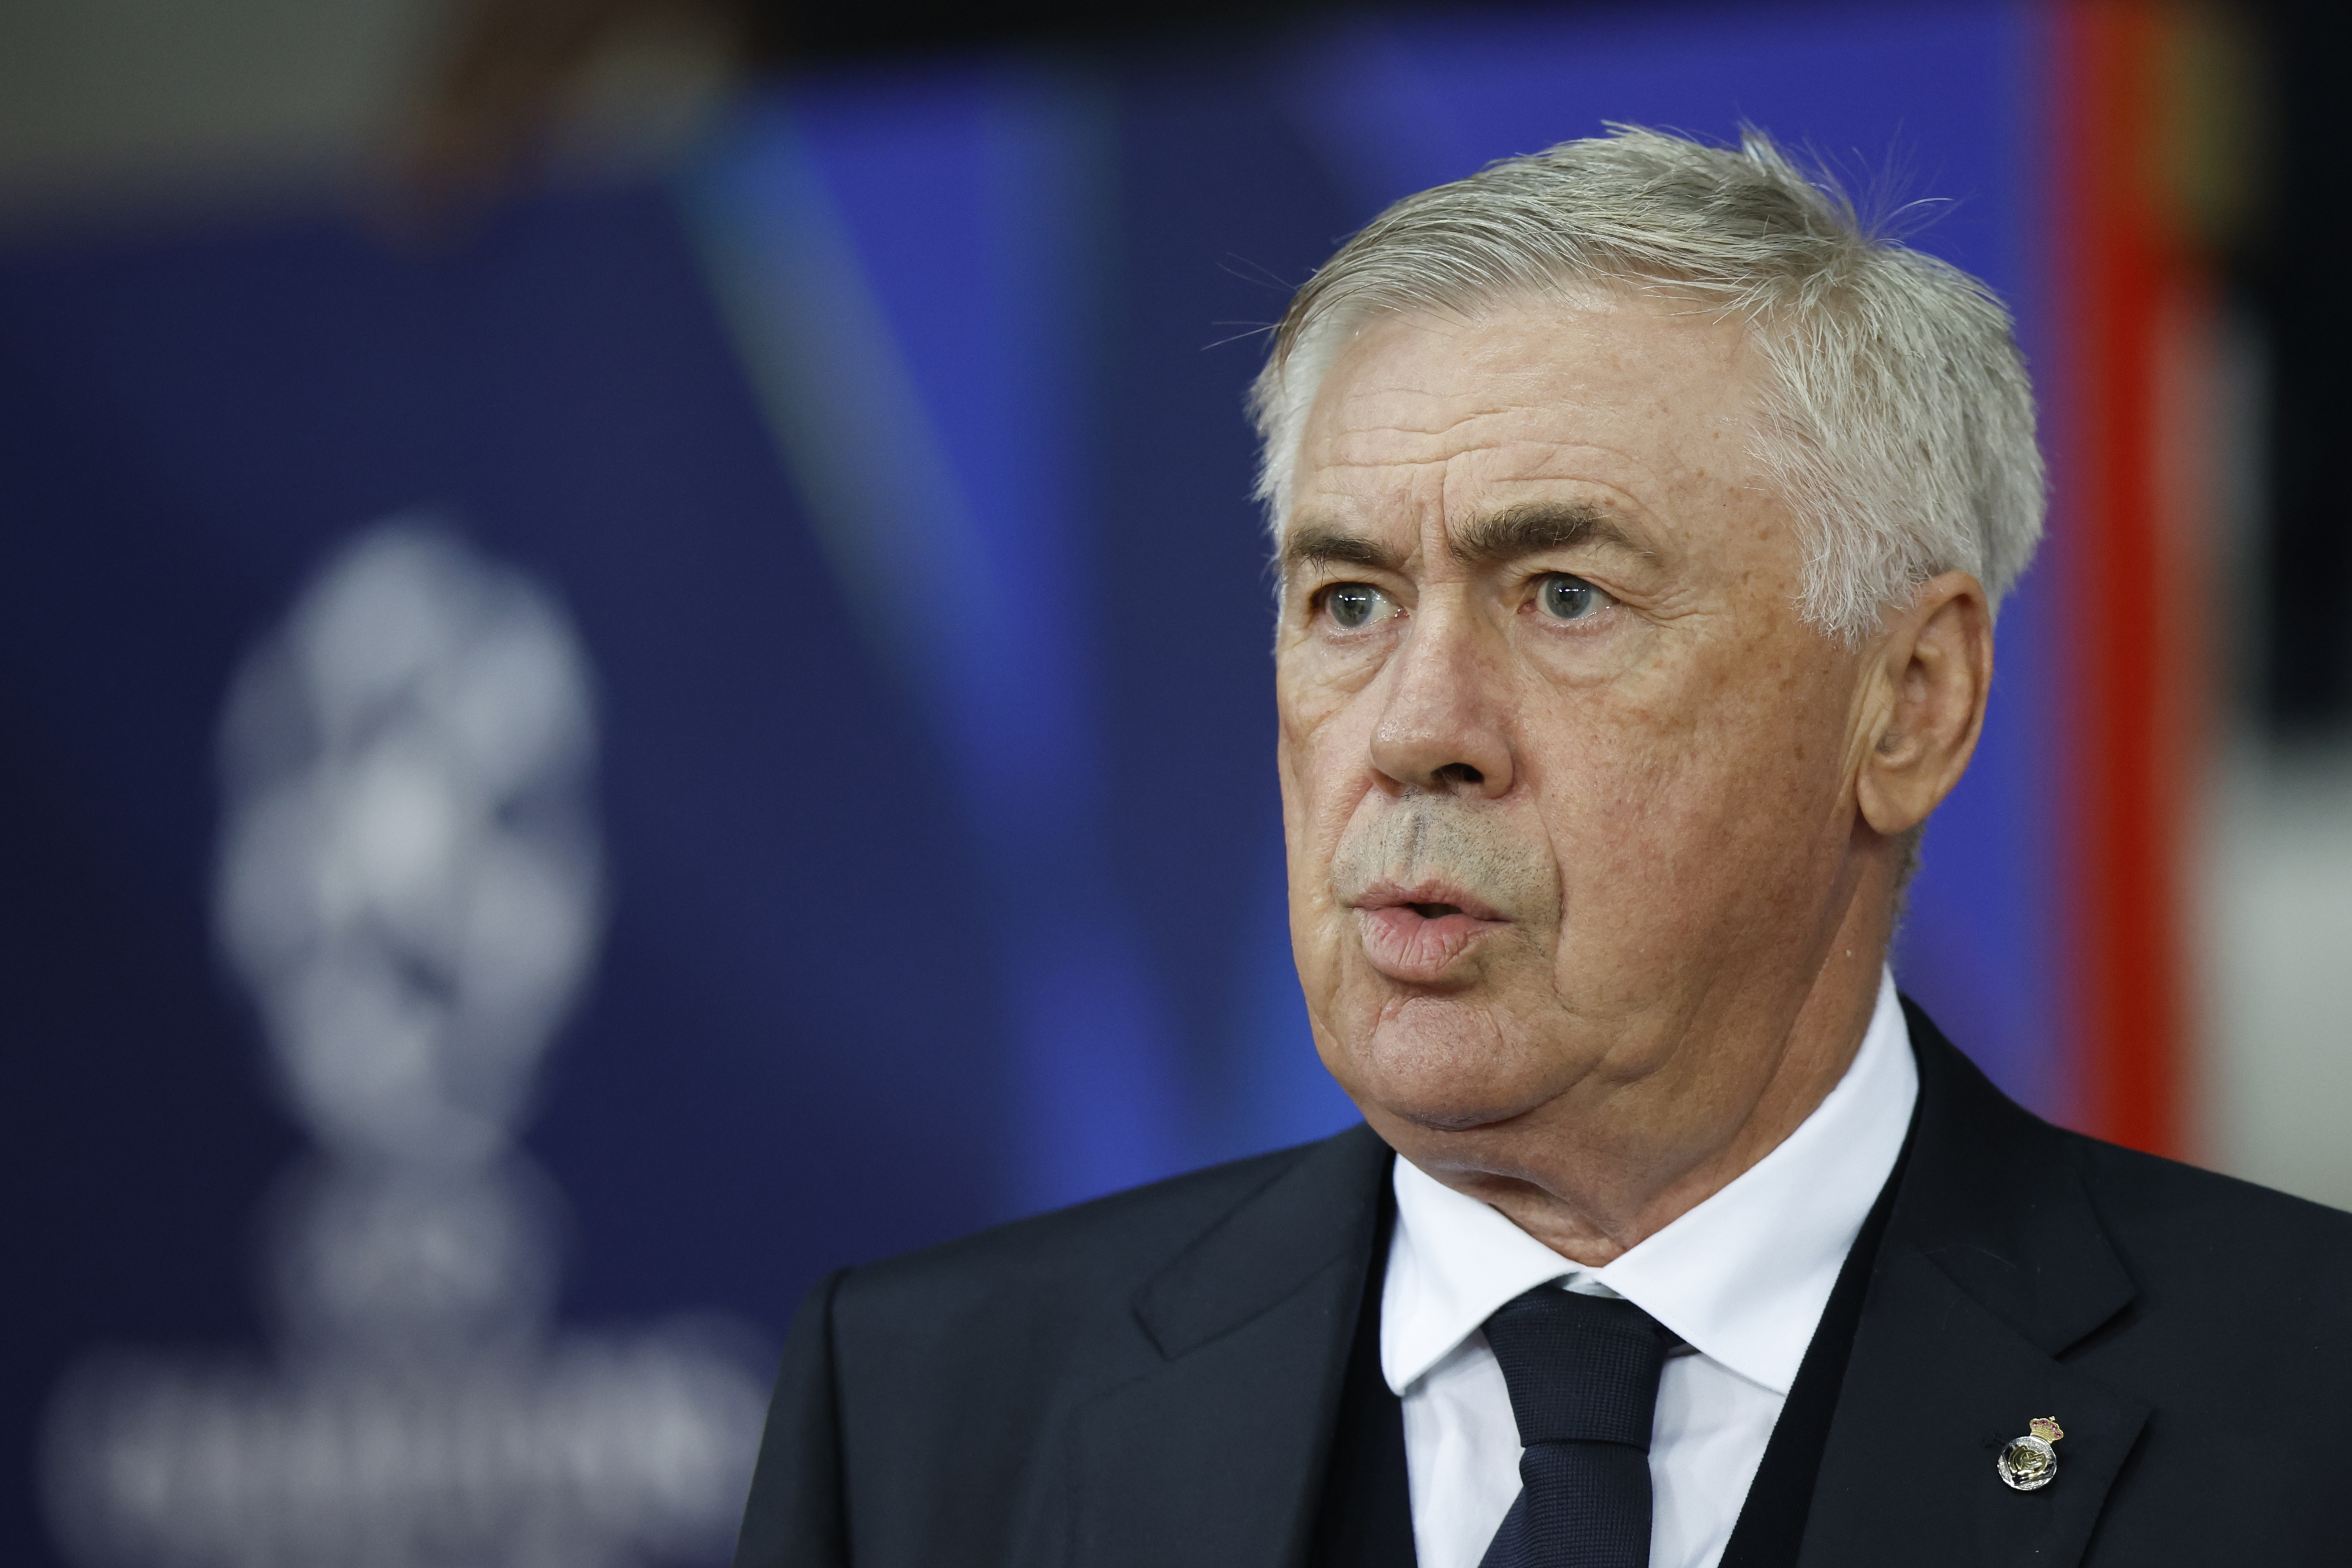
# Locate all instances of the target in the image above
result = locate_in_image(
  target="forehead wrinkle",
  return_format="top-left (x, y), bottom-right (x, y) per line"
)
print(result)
top-left (1318, 393), bottom-right (1533, 462)
top-left (1314, 414), bottom-right (1570, 517)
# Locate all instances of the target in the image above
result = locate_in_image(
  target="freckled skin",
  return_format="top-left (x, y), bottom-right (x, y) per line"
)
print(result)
top-left (1275, 292), bottom-right (1993, 1263)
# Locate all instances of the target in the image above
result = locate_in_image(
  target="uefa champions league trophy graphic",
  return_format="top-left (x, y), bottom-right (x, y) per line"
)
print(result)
top-left (43, 524), bottom-right (768, 1568)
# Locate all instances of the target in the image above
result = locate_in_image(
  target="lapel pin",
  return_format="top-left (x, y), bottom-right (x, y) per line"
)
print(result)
top-left (1996, 1416), bottom-right (2065, 1491)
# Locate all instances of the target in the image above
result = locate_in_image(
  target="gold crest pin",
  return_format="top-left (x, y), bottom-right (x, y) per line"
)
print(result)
top-left (1996, 1416), bottom-right (2065, 1491)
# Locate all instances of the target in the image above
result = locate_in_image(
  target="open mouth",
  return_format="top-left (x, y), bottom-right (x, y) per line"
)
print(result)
top-left (1351, 885), bottom-right (1507, 982)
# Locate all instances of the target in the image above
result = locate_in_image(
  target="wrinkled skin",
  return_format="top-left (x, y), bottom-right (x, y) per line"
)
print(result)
top-left (1275, 292), bottom-right (1991, 1264)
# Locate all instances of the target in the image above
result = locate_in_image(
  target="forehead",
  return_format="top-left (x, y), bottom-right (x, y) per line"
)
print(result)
top-left (1286, 292), bottom-right (1765, 536)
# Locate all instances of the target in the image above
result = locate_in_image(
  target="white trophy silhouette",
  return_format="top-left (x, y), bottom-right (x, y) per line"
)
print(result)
top-left (44, 523), bottom-right (769, 1568)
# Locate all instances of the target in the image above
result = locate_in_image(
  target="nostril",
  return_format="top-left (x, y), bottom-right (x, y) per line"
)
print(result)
top-left (1434, 763), bottom-right (1485, 786)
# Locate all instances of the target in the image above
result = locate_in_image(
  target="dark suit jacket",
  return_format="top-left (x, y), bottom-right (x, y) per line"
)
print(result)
top-left (736, 1003), bottom-right (2352, 1565)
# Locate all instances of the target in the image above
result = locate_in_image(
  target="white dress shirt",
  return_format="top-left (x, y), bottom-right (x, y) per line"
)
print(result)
top-left (1380, 968), bottom-right (1917, 1568)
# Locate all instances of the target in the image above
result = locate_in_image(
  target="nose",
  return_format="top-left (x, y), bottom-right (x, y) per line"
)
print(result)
top-left (1367, 602), bottom-right (1515, 798)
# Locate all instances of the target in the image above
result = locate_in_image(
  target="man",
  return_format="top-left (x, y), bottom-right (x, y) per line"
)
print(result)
top-left (734, 129), bottom-right (2352, 1567)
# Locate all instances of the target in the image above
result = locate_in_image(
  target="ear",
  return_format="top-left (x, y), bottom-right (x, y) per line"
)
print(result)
top-left (1856, 571), bottom-right (1993, 838)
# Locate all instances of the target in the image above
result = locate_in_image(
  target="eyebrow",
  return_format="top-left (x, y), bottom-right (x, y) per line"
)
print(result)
top-left (1446, 502), bottom-right (1652, 568)
top-left (1280, 523), bottom-right (1406, 576)
top-left (1279, 502), bottom-right (1652, 579)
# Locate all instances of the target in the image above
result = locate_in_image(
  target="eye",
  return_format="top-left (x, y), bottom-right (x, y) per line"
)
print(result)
top-left (1320, 583), bottom-right (1398, 631)
top-left (1535, 573), bottom-right (1613, 622)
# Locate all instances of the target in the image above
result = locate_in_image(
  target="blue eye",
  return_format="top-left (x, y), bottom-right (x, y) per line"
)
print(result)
top-left (1537, 574), bottom-right (1608, 621)
top-left (1323, 584), bottom-right (1394, 630)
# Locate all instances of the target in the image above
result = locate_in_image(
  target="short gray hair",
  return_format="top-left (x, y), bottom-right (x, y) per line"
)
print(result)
top-left (1248, 126), bottom-right (2044, 639)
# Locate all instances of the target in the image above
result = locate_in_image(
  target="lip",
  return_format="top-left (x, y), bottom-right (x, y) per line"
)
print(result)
top-left (1349, 880), bottom-right (1509, 983)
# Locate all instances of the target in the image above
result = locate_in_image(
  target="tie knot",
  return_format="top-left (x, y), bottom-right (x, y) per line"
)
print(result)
top-left (1481, 1286), bottom-right (1671, 1451)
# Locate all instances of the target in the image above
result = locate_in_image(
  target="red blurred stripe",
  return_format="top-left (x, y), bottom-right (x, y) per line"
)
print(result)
top-left (2049, 0), bottom-right (2212, 1157)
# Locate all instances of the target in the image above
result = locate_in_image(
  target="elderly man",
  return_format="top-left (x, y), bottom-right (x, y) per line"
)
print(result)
top-left (734, 129), bottom-right (2352, 1568)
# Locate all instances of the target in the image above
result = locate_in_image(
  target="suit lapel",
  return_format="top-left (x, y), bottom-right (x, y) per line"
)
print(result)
top-left (1064, 1125), bottom-right (1394, 1568)
top-left (1799, 1005), bottom-right (2150, 1567)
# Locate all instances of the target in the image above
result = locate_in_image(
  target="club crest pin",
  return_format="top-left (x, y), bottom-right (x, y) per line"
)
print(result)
top-left (1996, 1416), bottom-right (2065, 1491)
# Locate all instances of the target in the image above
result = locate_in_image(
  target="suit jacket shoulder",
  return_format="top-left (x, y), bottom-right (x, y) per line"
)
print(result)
top-left (2068, 1122), bottom-right (2352, 1317)
top-left (1801, 1003), bottom-right (2352, 1567)
top-left (835, 1133), bottom-right (1336, 1347)
top-left (2061, 1124), bottom-right (2352, 1556)
top-left (736, 1124), bottom-right (1395, 1568)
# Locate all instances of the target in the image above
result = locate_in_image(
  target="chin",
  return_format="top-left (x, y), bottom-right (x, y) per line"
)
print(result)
top-left (1328, 1003), bottom-right (1564, 1133)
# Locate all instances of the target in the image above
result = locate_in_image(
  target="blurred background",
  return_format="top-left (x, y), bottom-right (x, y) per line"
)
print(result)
top-left (2, 0), bottom-right (2345, 1562)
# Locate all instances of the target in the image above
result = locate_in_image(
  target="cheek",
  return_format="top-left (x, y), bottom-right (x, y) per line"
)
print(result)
top-left (1529, 645), bottom-right (1847, 902)
top-left (1276, 694), bottom-right (1357, 945)
top-left (1277, 660), bottom-right (1380, 838)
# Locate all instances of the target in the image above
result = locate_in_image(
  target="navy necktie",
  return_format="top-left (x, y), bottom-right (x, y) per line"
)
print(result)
top-left (1477, 1285), bottom-right (1672, 1568)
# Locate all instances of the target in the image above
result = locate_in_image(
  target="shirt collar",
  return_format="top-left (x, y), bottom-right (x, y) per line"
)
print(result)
top-left (1380, 968), bottom-right (1917, 1398)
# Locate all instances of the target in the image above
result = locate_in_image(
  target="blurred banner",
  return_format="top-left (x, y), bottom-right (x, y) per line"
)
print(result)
top-left (0, 1), bottom-right (2230, 1562)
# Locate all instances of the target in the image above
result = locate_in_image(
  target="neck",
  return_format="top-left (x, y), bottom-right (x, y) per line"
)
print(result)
top-left (1388, 877), bottom-right (1894, 1267)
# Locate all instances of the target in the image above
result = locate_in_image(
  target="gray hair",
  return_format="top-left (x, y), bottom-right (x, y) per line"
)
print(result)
top-left (1248, 126), bottom-right (2045, 639)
